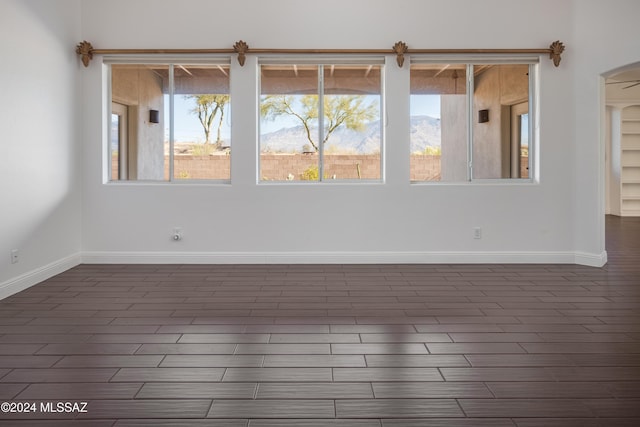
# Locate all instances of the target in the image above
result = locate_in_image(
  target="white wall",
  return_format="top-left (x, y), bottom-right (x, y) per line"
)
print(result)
top-left (0, 0), bottom-right (82, 297)
top-left (6, 0), bottom-right (639, 300)
top-left (79, 0), bottom-right (619, 265)
top-left (571, 0), bottom-right (640, 258)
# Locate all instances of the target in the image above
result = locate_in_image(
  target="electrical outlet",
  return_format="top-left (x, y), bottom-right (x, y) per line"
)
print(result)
top-left (473, 227), bottom-right (482, 239)
top-left (10, 249), bottom-right (19, 264)
top-left (172, 227), bottom-right (182, 241)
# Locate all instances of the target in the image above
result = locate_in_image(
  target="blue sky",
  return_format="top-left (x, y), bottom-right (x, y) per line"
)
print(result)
top-left (168, 95), bottom-right (231, 144)
top-left (166, 95), bottom-right (528, 147)
top-left (168, 94), bottom-right (444, 143)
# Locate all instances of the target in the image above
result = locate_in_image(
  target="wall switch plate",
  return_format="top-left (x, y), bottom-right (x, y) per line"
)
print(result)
top-left (10, 249), bottom-right (19, 264)
top-left (473, 227), bottom-right (482, 239)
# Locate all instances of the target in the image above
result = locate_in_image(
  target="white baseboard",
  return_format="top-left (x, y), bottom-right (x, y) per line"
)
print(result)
top-left (0, 250), bottom-right (607, 301)
top-left (81, 250), bottom-right (606, 266)
top-left (0, 253), bottom-right (82, 300)
top-left (574, 251), bottom-right (608, 267)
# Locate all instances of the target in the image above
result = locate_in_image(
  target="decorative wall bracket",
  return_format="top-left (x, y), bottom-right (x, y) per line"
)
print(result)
top-left (75, 40), bottom-right (565, 68)
top-left (233, 40), bottom-right (249, 66)
top-left (76, 41), bottom-right (94, 67)
top-left (549, 40), bottom-right (565, 67)
top-left (393, 41), bottom-right (409, 67)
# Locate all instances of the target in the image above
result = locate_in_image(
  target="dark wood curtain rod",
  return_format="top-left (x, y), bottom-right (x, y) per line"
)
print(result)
top-left (76, 40), bottom-right (565, 68)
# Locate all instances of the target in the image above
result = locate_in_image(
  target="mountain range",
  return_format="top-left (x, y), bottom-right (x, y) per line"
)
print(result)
top-left (260, 115), bottom-right (441, 154)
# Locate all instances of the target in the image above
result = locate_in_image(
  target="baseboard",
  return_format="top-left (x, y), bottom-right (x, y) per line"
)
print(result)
top-left (0, 250), bottom-right (606, 301)
top-left (81, 250), bottom-right (603, 266)
top-left (574, 251), bottom-right (608, 267)
top-left (0, 253), bottom-right (82, 300)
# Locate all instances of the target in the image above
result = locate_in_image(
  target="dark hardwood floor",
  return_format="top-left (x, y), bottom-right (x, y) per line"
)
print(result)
top-left (1, 215), bottom-right (640, 426)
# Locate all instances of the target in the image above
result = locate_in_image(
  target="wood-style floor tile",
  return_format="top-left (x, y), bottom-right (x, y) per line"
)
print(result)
top-left (0, 344), bottom-right (45, 355)
top-left (465, 354), bottom-right (574, 367)
top-left (53, 355), bottom-right (163, 368)
top-left (137, 382), bottom-right (257, 399)
top-left (335, 399), bottom-right (463, 418)
top-left (520, 342), bottom-right (640, 354)
top-left (0, 216), bottom-right (638, 424)
top-left (365, 354), bottom-right (469, 367)
top-left (458, 399), bottom-right (593, 418)
top-left (116, 420), bottom-right (248, 427)
top-left (333, 367), bottom-right (442, 382)
top-left (256, 382), bottom-right (373, 399)
top-left (250, 421), bottom-right (380, 427)
top-left (0, 355), bottom-right (62, 368)
top-left (111, 367), bottom-right (225, 382)
top-left (160, 355), bottom-right (263, 367)
top-left (269, 334), bottom-right (360, 343)
top-left (372, 382), bottom-right (493, 398)
top-left (486, 381), bottom-right (614, 398)
top-left (235, 344), bottom-right (330, 354)
top-left (331, 344), bottom-right (428, 354)
top-left (512, 419), bottom-right (604, 427)
top-left (382, 419), bottom-right (515, 426)
top-left (179, 334), bottom-right (270, 343)
top-left (263, 354), bottom-right (365, 368)
top-left (87, 334), bottom-right (181, 343)
top-left (208, 400), bottom-right (335, 418)
top-left (426, 342), bottom-right (526, 354)
top-left (0, 334), bottom-right (92, 343)
top-left (35, 343), bottom-right (141, 355)
top-left (136, 343), bottom-right (236, 354)
top-left (223, 368), bottom-right (331, 382)
top-left (0, 368), bottom-right (117, 383)
top-left (0, 383), bottom-right (26, 399)
top-left (359, 333), bottom-right (452, 343)
top-left (440, 367), bottom-right (555, 381)
top-left (447, 332), bottom-right (543, 342)
top-left (0, 420), bottom-right (112, 425)
top-left (77, 399), bottom-right (212, 419)
top-left (17, 382), bottom-right (142, 399)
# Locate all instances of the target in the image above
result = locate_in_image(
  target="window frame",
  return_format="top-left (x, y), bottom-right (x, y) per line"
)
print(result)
top-left (409, 55), bottom-right (539, 184)
top-left (104, 55), bottom-right (233, 184)
top-left (257, 55), bottom-right (387, 184)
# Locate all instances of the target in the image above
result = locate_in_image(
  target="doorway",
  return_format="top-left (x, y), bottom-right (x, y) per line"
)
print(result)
top-left (605, 67), bottom-right (640, 217)
top-left (510, 101), bottom-right (529, 179)
top-left (111, 102), bottom-right (128, 180)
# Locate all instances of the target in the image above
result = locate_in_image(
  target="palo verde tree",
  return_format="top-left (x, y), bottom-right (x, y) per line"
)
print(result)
top-left (186, 94), bottom-right (230, 144)
top-left (260, 94), bottom-right (378, 152)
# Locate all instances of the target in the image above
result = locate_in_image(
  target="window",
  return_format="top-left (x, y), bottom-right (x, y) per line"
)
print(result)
top-left (259, 60), bottom-right (383, 182)
top-left (410, 60), bottom-right (536, 182)
top-left (108, 61), bottom-right (231, 182)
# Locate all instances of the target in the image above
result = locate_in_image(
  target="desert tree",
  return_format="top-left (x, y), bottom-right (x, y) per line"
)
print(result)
top-left (260, 94), bottom-right (378, 152)
top-left (186, 94), bottom-right (230, 144)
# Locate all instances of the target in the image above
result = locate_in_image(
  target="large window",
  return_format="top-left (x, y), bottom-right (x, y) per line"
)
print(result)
top-left (259, 60), bottom-right (383, 182)
top-left (104, 54), bottom-right (539, 185)
top-left (410, 60), bottom-right (536, 182)
top-left (108, 61), bottom-right (231, 182)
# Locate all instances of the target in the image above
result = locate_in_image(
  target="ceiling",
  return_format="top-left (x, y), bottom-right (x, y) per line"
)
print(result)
top-left (609, 69), bottom-right (640, 81)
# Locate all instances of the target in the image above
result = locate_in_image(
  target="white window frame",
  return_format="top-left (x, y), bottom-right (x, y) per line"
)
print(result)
top-left (257, 55), bottom-right (387, 184)
top-left (409, 55), bottom-right (540, 184)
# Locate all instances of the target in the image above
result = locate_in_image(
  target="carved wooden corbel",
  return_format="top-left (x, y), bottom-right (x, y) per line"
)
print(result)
top-left (76, 41), bottom-right (94, 67)
top-left (233, 40), bottom-right (249, 66)
top-left (550, 41), bottom-right (565, 67)
top-left (393, 41), bottom-right (409, 67)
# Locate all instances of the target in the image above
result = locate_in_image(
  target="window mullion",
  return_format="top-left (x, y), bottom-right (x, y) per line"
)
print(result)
top-left (318, 65), bottom-right (325, 182)
top-left (467, 63), bottom-right (473, 182)
top-left (528, 64), bottom-right (535, 181)
top-left (169, 64), bottom-right (175, 182)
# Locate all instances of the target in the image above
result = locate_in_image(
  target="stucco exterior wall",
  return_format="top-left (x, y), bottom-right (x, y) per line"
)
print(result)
top-left (112, 66), bottom-right (165, 180)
